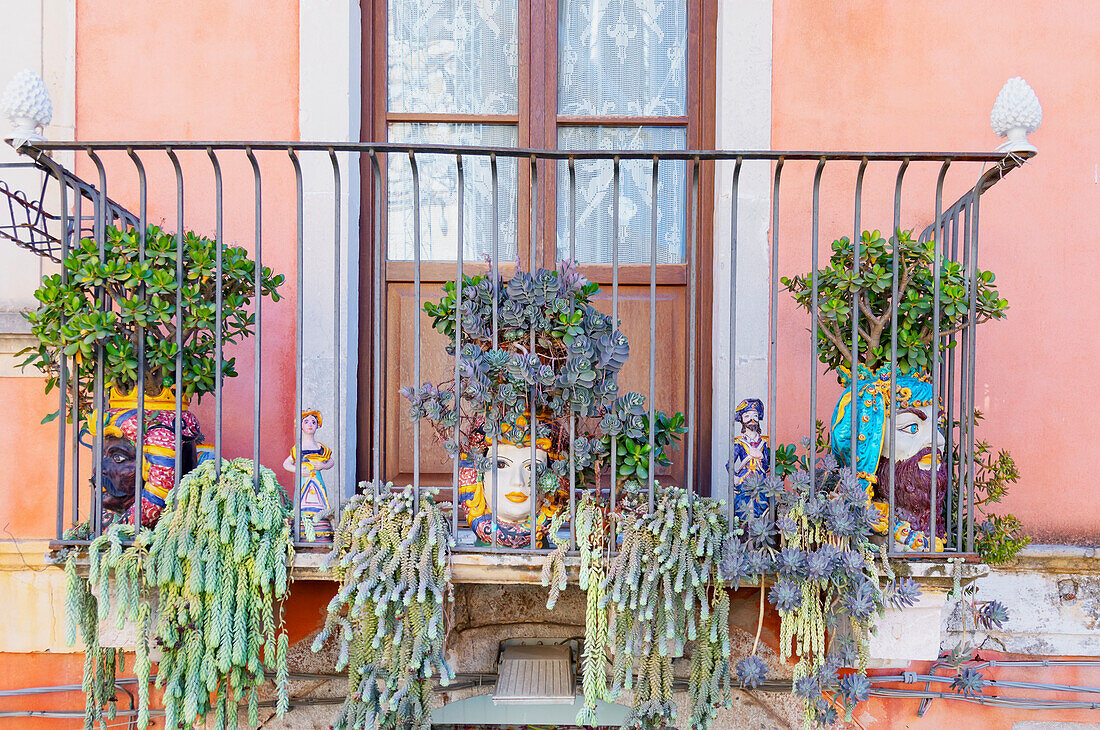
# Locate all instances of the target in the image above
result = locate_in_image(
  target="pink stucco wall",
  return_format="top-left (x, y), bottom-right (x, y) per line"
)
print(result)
top-left (771, 2), bottom-right (1100, 543)
top-left (75, 0), bottom-right (301, 477)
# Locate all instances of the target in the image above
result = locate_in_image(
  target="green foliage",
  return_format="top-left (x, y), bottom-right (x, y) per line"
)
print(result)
top-left (315, 485), bottom-right (454, 730)
top-left (63, 458), bottom-right (292, 730)
top-left (65, 524), bottom-right (142, 729)
top-left (604, 410), bottom-right (687, 486)
top-left (21, 224), bottom-right (283, 416)
top-left (605, 488), bottom-right (730, 730)
top-left (574, 494), bottom-right (609, 726)
top-left (782, 229), bottom-right (1007, 375)
top-left (953, 412), bottom-right (1030, 564)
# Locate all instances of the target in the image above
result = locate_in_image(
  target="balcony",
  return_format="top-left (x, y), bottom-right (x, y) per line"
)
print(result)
top-left (7, 140), bottom-right (1030, 580)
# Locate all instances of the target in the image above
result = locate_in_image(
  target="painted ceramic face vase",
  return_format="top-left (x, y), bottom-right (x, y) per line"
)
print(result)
top-left (831, 367), bottom-right (948, 552)
top-left (490, 442), bottom-right (548, 525)
top-left (458, 439), bottom-right (563, 549)
top-left (874, 403), bottom-right (948, 538)
top-left (86, 387), bottom-right (209, 528)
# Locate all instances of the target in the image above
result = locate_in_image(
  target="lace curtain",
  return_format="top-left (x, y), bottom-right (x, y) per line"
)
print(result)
top-left (557, 0), bottom-right (687, 264)
top-left (558, 0), bottom-right (687, 117)
top-left (386, 0), bottom-right (688, 264)
top-left (556, 126), bottom-right (686, 264)
top-left (386, 0), bottom-right (520, 261)
top-left (387, 123), bottom-right (519, 262)
top-left (388, 0), bottom-right (519, 115)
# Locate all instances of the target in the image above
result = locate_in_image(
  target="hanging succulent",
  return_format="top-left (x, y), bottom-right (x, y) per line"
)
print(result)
top-left (62, 457), bottom-right (294, 730)
top-left (574, 493), bottom-right (609, 726)
top-left (542, 486), bottom-right (732, 730)
top-left (148, 457), bottom-right (294, 728)
top-left (722, 443), bottom-right (920, 726)
top-left (602, 487), bottom-right (730, 730)
top-left (314, 484), bottom-right (454, 730)
top-left (64, 523), bottom-right (151, 729)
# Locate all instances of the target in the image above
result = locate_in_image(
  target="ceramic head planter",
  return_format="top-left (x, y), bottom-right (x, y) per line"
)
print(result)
top-left (730, 398), bottom-right (770, 519)
top-left (457, 415), bottom-right (568, 548)
top-left (830, 366), bottom-right (947, 551)
top-left (282, 409), bottom-right (335, 541)
top-left (85, 387), bottom-right (211, 528)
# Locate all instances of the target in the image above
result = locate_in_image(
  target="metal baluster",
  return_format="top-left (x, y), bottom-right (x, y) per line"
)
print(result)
top-left (127, 149), bottom-right (148, 534)
top-left (166, 150), bottom-right (185, 502)
top-left (687, 157), bottom-right (699, 500)
top-left (767, 159), bottom-right (783, 522)
top-left (849, 159), bottom-right (867, 498)
top-left (454, 154), bottom-right (464, 541)
top-left (944, 198), bottom-right (959, 548)
top-left (87, 150), bottom-right (108, 538)
top-left (245, 148), bottom-right (262, 494)
top-left (71, 188), bottom-right (82, 526)
top-left (330, 148), bottom-right (343, 531)
top-left (611, 156), bottom-right (620, 523)
top-left (889, 160), bottom-right (910, 548)
top-left (966, 181), bottom-right (982, 553)
top-left (568, 156), bottom-right (577, 548)
top-left (369, 149), bottom-right (382, 496)
top-left (930, 161), bottom-right (950, 551)
top-left (289, 150), bottom-right (304, 542)
top-left (410, 151), bottom-right (422, 511)
top-left (810, 158), bottom-right (826, 496)
top-left (207, 149), bottom-right (224, 477)
top-left (490, 153), bottom-right (499, 551)
top-left (529, 155), bottom-right (538, 551)
top-left (957, 197), bottom-right (972, 552)
top-left (649, 157), bottom-right (659, 515)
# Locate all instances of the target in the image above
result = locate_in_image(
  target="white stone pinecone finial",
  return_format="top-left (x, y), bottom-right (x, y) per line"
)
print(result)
top-left (2, 69), bottom-right (53, 144)
top-left (990, 77), bottom-right (1041, 153)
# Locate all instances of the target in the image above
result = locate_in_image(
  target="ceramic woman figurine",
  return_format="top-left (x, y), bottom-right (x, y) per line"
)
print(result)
top-left (457, 421), bottom-right (566, 549)
top-left (283, 409), bottom-right (334, 541)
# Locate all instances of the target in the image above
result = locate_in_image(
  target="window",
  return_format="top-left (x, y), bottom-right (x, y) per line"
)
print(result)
top-left (380, 0), bottom-right (699, 265)
top-left (368, 0), bottom-right (717, 489)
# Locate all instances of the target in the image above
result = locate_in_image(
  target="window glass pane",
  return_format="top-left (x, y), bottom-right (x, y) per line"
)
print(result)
top-left (387, 123), bottom-right (519, 262)
top-left (388, 0), bottom-right (519, 115)
top-left (556, 126), bottom-right (686, 264)
top-left (558, 0), bottom-right (687, 117)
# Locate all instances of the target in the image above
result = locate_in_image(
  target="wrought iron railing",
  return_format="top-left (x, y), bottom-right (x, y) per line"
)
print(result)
top-left (10, 141), bottom-right (1030, 558)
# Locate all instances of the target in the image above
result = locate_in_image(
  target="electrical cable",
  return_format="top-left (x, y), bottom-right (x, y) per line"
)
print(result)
top-left (5, 663), bottom-right (1100, 718)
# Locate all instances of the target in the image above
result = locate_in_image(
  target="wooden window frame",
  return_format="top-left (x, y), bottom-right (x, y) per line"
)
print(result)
top-left (359, 0), bottom-right (718, 493)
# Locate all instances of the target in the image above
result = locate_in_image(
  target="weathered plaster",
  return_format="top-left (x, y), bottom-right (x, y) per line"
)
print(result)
top-left (711, 0), bottom-right (773, 500)
top-left (942, 546), bottom-right (1100, 657)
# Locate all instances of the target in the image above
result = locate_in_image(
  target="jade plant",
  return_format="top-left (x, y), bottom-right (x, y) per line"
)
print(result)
top-left (314, 485), bottom-right (454, 730)
top-left (21, 224), bottom-right (283, 417)
top-left (781, 228), bottom-right (1007, 374)
top-left (784, 227), bottom-right (1027, 564)
top-left (62, 458), bottom-right (294, 729)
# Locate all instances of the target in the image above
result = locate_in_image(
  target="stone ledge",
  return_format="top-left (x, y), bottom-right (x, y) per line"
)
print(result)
top-left (1001, 544), bottom-right (1100, 574)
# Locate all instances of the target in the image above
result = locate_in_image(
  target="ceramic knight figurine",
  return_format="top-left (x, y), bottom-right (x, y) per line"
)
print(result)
top-left (830, 366), bottom-right (947, 552)
top-left (730, 398), bottom-right (770, 519)
top-left (283, 409), bottom-right (334, 541)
